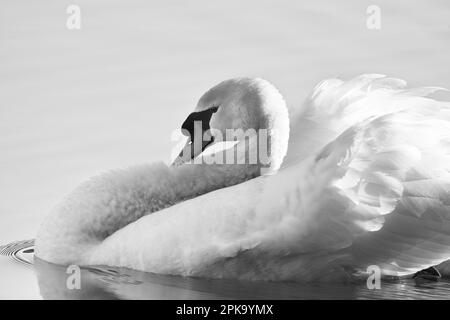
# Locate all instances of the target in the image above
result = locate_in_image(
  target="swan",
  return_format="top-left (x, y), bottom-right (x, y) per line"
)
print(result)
top-left (35, 75), bottom-right (450, 281)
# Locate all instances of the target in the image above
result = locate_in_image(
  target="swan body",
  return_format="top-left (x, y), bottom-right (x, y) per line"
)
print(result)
top-left (35, 75), bottom-right (450, 281)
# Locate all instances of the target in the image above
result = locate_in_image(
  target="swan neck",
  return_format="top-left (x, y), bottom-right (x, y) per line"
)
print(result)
top-left (176, 163), bottom-right (261, 200)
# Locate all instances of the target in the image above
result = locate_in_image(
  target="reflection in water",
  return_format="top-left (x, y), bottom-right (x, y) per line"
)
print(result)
top-left (33, 258), bottom-right (450, 300)
top-left (2, 240), bottom-right (450, 299)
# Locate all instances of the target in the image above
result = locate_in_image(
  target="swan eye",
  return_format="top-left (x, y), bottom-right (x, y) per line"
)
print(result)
top-left (181, 106), bottom-right (219, 140)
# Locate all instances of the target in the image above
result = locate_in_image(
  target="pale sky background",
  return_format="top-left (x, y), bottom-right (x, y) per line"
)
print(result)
top-left (0, 1), bottom-right (449, 298)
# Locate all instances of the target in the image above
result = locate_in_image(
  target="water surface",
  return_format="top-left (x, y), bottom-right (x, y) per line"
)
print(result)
top-left (33, 258), bottom-right (450, 300)
top-left (1, 241), bottom-right (449, 300)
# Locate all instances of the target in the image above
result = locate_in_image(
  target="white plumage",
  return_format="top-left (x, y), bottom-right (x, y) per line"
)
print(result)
top-left (35, 75), bottom-right (450, 281)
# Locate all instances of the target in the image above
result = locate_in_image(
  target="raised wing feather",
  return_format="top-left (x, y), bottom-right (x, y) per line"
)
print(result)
top-left (303, 105), bottom-right (450, 277)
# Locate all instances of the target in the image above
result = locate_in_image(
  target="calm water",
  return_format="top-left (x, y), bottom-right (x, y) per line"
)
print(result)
top-left (34, 260), bottom-right (450, 300)
top-left (1, 0), bottom-right (449, 299)
top-left (0, 241), bottom-right (449, 300)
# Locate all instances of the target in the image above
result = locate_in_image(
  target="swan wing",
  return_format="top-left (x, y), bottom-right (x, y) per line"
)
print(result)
top-left (284, 74), bottom-right (447, 166)
top-left (286, 103), bottom-right (450, 277)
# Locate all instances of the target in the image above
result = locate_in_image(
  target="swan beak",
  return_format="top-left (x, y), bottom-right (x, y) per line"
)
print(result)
top-left (171, 137), bottom-right (215, 167)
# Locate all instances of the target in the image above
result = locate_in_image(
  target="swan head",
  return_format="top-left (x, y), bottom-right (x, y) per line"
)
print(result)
top-left (173, 77), bottom-right (289, 173)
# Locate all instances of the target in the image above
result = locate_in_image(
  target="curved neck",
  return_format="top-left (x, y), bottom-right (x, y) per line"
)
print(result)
top-left (173, 111), bottom-right (290, 202)
top-left (175, 162), bottom-right (261, 201)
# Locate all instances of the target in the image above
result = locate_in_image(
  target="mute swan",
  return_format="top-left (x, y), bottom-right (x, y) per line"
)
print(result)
top-left (35, 75), bottom-right (450, 281)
